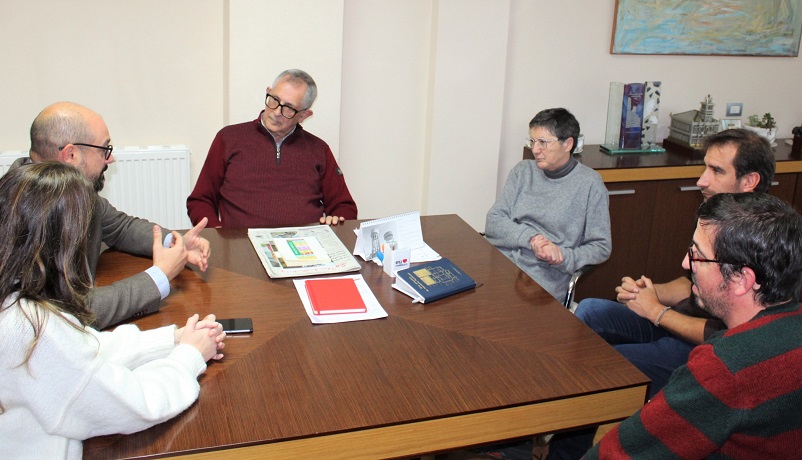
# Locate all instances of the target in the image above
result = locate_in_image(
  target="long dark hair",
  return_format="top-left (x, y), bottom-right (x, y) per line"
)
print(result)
top-left (0, 162), bottom-right (96, 364)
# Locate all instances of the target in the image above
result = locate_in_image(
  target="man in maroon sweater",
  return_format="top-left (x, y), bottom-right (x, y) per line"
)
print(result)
top-left (187, 69), bottom-right (357, 228)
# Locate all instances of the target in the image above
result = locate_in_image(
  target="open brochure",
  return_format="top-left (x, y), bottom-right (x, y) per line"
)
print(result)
top-left (293, 275), bottom-right (388, 324)
top-left (353, 211), bottom-right (441, 263)
top-left (248, 225), bottom-right (361, 278)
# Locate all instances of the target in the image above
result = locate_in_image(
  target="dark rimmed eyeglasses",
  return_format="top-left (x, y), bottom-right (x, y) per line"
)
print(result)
top-left (687, 243), bottom-right (724, 271)
top-left (59, 143), bottom-right (114, 160)
top-left (265, 93), bottom-right (300, 119)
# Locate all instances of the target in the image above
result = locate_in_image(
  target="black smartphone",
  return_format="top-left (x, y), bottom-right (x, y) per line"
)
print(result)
top-left (218, 318), bottom-right (253, 334)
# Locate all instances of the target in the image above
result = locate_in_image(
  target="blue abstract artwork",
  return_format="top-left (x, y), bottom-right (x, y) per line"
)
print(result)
top-left (612, 0), bottom-right (802, 56)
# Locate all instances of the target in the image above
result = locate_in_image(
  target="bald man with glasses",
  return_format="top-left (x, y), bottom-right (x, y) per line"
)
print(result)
top-left (10, 101), bottom-right (211, 329)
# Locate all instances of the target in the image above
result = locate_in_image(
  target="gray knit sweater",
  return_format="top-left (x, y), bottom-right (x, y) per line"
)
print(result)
top-left (485, 160), bottom-right (611, 302)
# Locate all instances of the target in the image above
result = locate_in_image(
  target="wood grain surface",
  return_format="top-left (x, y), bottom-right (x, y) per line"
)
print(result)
top-left (84, 215), bottom-right (648, 459)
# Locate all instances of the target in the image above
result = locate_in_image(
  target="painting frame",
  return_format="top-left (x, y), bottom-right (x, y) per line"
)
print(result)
top-left (611, 0), bottom-right (802, 56)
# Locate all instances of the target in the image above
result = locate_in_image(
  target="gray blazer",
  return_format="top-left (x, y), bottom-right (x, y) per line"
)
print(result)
top-left (11, 158), bottom-right (166, 328)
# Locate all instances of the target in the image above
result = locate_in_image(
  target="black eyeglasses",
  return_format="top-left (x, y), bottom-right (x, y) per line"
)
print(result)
top-left (687, 243), bottom-right (723, 271)
top-left (60, 143), bottom-right (114, 160)
top-left (265, 93), bottom-right (300, 119)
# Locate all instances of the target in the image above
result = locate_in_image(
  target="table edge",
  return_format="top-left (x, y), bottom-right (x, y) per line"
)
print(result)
top-left (161, 385), bottom-right (647, 459)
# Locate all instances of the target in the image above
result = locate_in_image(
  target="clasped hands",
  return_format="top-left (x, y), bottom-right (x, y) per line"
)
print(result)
top-left (616, 275), bottom-right (663, 322)
top-left (530, 234), bottom-right (563, 265)
top-left (152, 217), bottom-right (212, 280)
top-left (174, 314), bottom-right (226, 362)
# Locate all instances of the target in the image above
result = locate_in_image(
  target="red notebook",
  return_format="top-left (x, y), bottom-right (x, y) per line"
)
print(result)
top-left (305, 278), bottom-right (368, 315)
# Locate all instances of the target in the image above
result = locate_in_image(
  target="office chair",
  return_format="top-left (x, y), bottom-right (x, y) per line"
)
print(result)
top-left (564, 265), bottom-right (594, 309)
top-left (482, 231), bottom-right (594, 310)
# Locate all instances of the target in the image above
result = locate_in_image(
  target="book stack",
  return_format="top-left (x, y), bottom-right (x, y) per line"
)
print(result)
top-left (603, 81), bottom-right (664, 153)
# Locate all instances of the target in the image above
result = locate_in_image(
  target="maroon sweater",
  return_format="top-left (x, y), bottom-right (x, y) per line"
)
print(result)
top-left (187, 113), bottom-right (357, 228)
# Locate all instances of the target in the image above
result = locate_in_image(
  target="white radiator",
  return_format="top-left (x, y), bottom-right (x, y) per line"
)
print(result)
top-left (0, 145), bottom-right (192, 230)
top-left (0, 151), bottom-right (26, 176)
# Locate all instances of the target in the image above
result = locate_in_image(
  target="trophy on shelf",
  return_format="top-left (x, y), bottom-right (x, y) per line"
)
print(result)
top-left (601, 81), bottom-right (665, 154)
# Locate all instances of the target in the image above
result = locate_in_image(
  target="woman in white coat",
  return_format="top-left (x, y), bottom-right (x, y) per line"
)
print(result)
top-left (0, 162), bottom-right (226, 459)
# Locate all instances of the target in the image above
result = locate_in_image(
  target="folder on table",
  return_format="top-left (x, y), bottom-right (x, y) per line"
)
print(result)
top-left (305, 278), bottom-right (368, 315)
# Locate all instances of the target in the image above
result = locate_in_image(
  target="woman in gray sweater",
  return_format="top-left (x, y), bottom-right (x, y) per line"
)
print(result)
top-left (486, 108), bottom-right (611, 303)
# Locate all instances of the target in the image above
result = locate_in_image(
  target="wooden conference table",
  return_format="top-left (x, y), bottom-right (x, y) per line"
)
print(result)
top-left (84, 214), bottom-right (648, 459)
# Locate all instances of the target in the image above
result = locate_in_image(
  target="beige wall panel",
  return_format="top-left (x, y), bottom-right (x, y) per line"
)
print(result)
top-left (227, 0), bottom-right (344, 162)
top-left (0, 0), bottom-right (225, 187)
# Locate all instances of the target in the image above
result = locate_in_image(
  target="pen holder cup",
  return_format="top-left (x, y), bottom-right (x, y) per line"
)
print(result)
top-left (383, 247), bottom-right (411, 278)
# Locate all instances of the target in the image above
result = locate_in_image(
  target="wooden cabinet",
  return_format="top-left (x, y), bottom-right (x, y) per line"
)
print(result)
top-left (644, 178), bottom-right (703, 283)
top-left (773, 173), bottom-right (800, 212)
top-left (577, 178), bottom-right (702, 301)
top-left (578, 181), bottom-right (655, 301)
top-left (794, 174), bottom-right (802, 213)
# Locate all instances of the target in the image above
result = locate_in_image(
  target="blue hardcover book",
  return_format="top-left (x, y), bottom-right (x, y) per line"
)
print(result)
top-left (392, 257), bottom-right (477, 303)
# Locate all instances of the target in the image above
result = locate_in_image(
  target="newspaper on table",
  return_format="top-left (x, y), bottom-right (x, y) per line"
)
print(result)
top-left (248, 225), bottom-right (361, 278)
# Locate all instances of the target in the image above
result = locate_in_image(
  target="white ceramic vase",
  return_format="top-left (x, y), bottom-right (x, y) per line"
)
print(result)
top-left (743, 124), bottom-right (777, 146)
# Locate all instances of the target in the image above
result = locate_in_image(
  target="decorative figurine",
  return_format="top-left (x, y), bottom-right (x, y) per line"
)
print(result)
top-left (667, 95), bottom-right (721, 147)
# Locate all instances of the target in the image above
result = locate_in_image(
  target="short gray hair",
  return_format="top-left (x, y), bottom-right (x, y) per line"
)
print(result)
top-left (273, 69), bottom-right (317, 110)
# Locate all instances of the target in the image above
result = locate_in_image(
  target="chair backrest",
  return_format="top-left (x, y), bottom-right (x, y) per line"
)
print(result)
top-left (481, 231), bottom-right (595, 310)
top-left (564, 265), bottom-right (594, 309)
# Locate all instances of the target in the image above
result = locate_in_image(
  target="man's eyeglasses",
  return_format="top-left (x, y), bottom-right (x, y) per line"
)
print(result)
top-left (525, 137), bottom-right (561, 149)
top-left (687, 243), bottom-right (724, 271)
top-left (59, 143), bottom-right (114, 160)
top-left (265, 93), bottom-right (300, 119)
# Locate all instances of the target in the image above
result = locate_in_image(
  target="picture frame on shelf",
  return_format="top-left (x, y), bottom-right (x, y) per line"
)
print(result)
top-left (721, 119), bottom-right (742, 130)
top-left (726, 102), bottom-right (743, 117)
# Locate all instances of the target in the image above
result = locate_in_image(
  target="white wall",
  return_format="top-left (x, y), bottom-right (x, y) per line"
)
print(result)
top-left (0, 0), bottom-right (224, 182)
top-left (422, 1), bottom-right (509, 227)
top-left (1, 0), bottom-right (801, 232)
top-left (339, 0), bottom-right (433, 219)
top-left (228, 0), bottom-right (344, 161)
top-left (340, 0), bottom-right (509, 226)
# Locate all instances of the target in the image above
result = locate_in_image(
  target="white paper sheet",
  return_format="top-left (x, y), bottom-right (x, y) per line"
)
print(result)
top-left (293, 275), bottom-right (388, 324)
